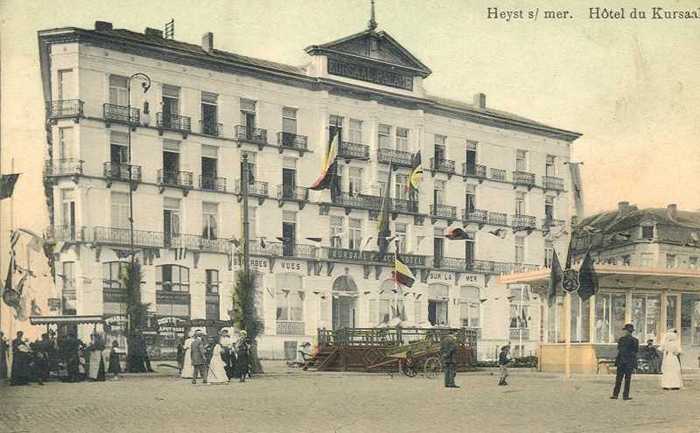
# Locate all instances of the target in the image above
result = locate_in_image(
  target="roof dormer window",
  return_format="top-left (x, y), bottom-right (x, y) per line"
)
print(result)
top-left (641, 224), bottom-right (655, 240)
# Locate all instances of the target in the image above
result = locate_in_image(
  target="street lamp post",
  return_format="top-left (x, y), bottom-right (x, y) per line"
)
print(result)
top-left (126, 72), bottom-right (151, 337)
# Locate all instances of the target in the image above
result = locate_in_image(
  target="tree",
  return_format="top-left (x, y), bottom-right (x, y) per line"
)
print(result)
top-left (231, 269), bottom-right (264, 373)
top-left (121, 259), bottom-right (149, 333)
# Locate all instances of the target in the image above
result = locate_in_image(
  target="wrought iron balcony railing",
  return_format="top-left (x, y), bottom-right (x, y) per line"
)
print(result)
top-left (488, 212), bottom-right (508, 226)
top-left (45, 158), bottom-right (84, 177)
top-left (235, 125), bottom-right (268, 145)
top-left (103, 103), bottom-right (140, 126)
top-left (277, 185), bottom-right (308, 201)
top-left (332, 192), bottom-right (383, 211)
top-left (277, 321), bottom-right (306, 336)
top-left (463, 163), bottom-right (487, 179)
top-left (490, 168), bottom-right (507, 182)
top-left (430, 204), bottom-right (457, 219)
top-left (200, 120), bottom-right (223, 137)
top-left (430, 157), bottom-right (456, 175)
top-left (463, 208), bottom-right (488, 224)
top-left (157, 169), bottom-right (193, 189)
top-left (513, 170), bottom-right (536, 188)
top-left (392, 197), bottom-right (419, 213)
top-left (93, 226), bottom-right (164, 248)
top-left (277, 132), bottom-right (308, 151)
top-left (47, 225), bottom-right (85, 243)
top-left (199, 175), bottom-right (226, 192)
top-left (511, 214), bottom-right (537, 229)
top-left (543, 176), bottom-right (564, 191)
top-left (542, 218), bottom-right (566, 229)
top-left (338, 141), bottom-right (370, 160)
top-left (248, 240), bottom-right (317, 259)
top-left (235, 179), bottom-right (269, 196)
top-left (156, 113), bottom-right (192, 133)
top-left (509, 328), bottom-right (530, 340)
top-left (377, 148), bottom-right (414, 167)
top-left (103, 162), bottom-right (142, 183)
top-left (46, 99), bottom-right (84, 120)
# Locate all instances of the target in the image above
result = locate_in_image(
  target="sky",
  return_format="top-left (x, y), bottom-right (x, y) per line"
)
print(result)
top-left (1, 0), bottom-right (700, 232)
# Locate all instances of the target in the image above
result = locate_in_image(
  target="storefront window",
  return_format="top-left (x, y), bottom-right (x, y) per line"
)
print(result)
top-left (631, 295), bottom-right (660, 342)
top-left (666, 295), bottom-right (678, 330)
top-left (595, 293), bottom-right (626, 343)
top-left (459, 286), bottom-right (480, 328)
top-left (276, 290), bottom-right (304, 321)
top-left (570, 295), bottom-right (590, 343)
top-left (681, 294), bottom-right (700, 346)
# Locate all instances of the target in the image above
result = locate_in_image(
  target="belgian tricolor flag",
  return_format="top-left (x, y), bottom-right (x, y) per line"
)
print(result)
top-left (393, 255), bottom-right (416, 288)
top-left (310, 132), bottom-right (339, 191)
top-left (408, 151), bottom-right (423, 192)
top-left (376, 168), bottom-right (394, 256)
top-left (445, 226), bottom-right (470, 240)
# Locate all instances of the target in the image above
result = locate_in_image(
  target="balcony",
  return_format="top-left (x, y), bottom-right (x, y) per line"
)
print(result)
top-left (512, 170), bottom-right (536, 189)
top-left (510, 328), bottom-right (530, 340)
top-left (463, 208), bottom-right (488, 225)
top-left (338, 141), bottom-right (369, 161)
top-left (543, 176), bottom-right (565, 191)
top-left (488, 212), bottom-right (508, 226)
top-left (47, 225), bottom-right (85, 243)
top-left (511, 214), bottom-right (537, 230)
top-left (277, 132), bottom-right (308, 153)
top-left (157, 169), bottom-right (193, 192)
top-left (46, 99), bottom-right (84, 123)
top-left (392, 197), bottom-right (419, 214)
top-left (235, 125), bottom-right (268, 147)
top-left (277, 321), bottom-right (306, 336)
top-left (462, 163), bottom-right (487, 180)
top-left (430, 157), bottom-right (456, 177)
top-left (199, 175), bottom-right (226, 192)
top-left (156, 113), bottom-right (191, 137)
top-left (323, 247), bottom-right (427, 267)
top-left (103, 162), bottom-right (142, 187)
top-left (103, 103), bottom-right (139, 127)
top-left (45, 159), bottom-right (84, 179)
top-left (248, 240), bottom-right (317, 259)
top-left (377, 148), bottom-right (414, 167)
top-left (277, 185), bottom-right (308, 207)
top-left (200, 120), bottom-right (223, 137)
top-left (177, 234), bottom-right (231, 254)
top-left (93, 226), bottom-right (163, 248)
top-left (542, 218), bottom-right (566, 229)
top-left (490, 168), bottom-right (507, 182)
top-left (430, 203), bottom-right (457, 220)
top-left (235, 179), bottom-right (269, 196)
top-left (332, 192), bottom-right (383, 211)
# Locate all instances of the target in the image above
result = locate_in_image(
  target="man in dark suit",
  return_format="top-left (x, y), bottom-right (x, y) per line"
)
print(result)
top-left (440, 335), bottom-right (459, 388)
top-left (611, 323), bottom-right (639, 400)
top-left (190, 331), bottom-right (207, 385)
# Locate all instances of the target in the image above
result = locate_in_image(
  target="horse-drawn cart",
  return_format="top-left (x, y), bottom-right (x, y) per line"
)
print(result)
top-left (380, 338), bottom-right (443, 378)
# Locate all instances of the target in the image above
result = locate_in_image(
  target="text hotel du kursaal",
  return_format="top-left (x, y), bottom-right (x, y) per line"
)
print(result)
top-left (486, 6), bottom-right (700, 21)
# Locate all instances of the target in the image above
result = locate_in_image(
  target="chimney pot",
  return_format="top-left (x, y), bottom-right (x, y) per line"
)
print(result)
top-left (473, 93), bottom-right (486, 110)
top-left (145, 27), bottom-right (163, 38)
top-left (94, 21), bottom-right (113, 31)
top-left (202, 32), bottom-right (214, 53)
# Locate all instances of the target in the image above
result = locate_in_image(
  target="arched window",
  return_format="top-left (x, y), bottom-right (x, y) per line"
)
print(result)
top-left (276, 273), bottom-right (304, 322)
top-left (156, 264), bottom-right (190, 292)
top-left (459, 286), bottom-right (480, 328)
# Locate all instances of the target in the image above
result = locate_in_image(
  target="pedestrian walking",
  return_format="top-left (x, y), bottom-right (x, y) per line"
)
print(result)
top-left (10, 332), bottom-right (31, 386)
top-left (87, 333), bottom-right (107, 382)
top-left (180, 331), bottom-right (194, 379)
top-left (206, 335), bottom-right (229, 384)
top-left (108, 340), bottom-right (122, 380)
top-left (190, 331), bottom-right (207, 385)
top-left (236, 331), bottom-right (251, 383)
top-left (660, 329), bottom-right (682, 390)
top-left (33, 333), bottom-right (51, 385)
top-left (440, 334), bottom-right (459, 388)
top-left (611, 323), bottom-right (639, 401)
top-left (497, 345), bottom-right (512, 386)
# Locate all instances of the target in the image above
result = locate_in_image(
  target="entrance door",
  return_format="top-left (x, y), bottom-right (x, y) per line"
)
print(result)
top-left (332, 297), bottom-right (355, 330)
top-left (244, 112), bottom-right (256, 140)
top-left (465, 149), bottom-right (477, 174)
top-left (163, 209), bottom-right (180, 248)
top-left (282, 221), bottom-right (296, 257)
top-left (433, 237), bottom-right (444, 268)
top-left (163, 151), bottom-right (180, 185)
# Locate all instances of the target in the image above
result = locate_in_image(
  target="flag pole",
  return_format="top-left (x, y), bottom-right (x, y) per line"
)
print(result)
top-left (564, 292), bottom-right (572, 378)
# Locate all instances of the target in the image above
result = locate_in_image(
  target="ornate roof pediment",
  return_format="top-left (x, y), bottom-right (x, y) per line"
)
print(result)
top-left (306, 29), bottom-right (432, 78)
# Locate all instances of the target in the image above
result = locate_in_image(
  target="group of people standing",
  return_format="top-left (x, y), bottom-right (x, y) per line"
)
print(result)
top-left (178, 329), bottom-right (252, 385)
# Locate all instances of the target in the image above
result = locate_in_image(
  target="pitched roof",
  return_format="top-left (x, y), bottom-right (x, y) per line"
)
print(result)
top-left (578, 207), bottom-right (700, 232)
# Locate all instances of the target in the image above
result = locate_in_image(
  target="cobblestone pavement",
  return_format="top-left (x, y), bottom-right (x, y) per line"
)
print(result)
top-left (1, 366), bottom-right (699, 433)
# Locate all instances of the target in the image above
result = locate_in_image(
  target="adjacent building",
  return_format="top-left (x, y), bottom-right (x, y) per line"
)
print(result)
top-left (37, 16), bottom-right (581, 360)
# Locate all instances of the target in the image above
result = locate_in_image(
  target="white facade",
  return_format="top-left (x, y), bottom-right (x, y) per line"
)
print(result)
top-left (38, 22), bottom-right (580, 360)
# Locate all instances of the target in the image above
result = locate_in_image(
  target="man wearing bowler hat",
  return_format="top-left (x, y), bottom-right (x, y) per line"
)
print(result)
top-left (611, 323), bottom-right (639, 400)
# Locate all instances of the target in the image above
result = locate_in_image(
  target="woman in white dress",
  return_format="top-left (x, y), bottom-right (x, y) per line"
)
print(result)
top-left (660, 329), bottom-right (683, 390)
top-left (206, 336), bottom-right (229, 384)
top-left (180, 331), bottom-right (194, 379)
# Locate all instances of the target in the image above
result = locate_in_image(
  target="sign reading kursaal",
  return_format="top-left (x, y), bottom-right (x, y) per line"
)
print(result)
top-left (328, 58), bottom-right (413, 91)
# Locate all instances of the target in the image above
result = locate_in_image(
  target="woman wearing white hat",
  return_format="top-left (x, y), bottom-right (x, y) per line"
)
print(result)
top-left (180, 330), bottom-right (194, 379)
top-left (660, 329), bottom-right (682, 390)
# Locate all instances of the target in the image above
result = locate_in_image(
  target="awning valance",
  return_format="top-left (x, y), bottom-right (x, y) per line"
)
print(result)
top-left (30, 315), bottom-right (105, 325)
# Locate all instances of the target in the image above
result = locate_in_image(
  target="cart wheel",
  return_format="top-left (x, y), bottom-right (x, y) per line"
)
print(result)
top-left (403, 365), bottom-right (418, 377)
top-left (423, 356), bottom-right (442, 379)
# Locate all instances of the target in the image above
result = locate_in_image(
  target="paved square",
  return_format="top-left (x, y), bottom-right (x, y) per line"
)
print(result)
top-left (1, 367), bottom-right (698, 433)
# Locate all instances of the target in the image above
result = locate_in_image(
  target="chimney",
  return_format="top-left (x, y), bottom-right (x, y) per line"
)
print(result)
top-left (94, 21), bottom-right (113, 31)
top-left (618, 201), bottom-right (631, 215)
top-left (667, 203), bottom-right (678, 218)
top-left (473, 93), bottom-right (486, 110)
top-left (144, 27), bottom-right (164, 38)
top-left (201, 32), bottom-right (214, 53)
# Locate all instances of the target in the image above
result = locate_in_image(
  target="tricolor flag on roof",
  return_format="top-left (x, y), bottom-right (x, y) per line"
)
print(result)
top-left (393, 255), bottom-right (416, 288)
top-left (310, 131), bottom-right (339, 191)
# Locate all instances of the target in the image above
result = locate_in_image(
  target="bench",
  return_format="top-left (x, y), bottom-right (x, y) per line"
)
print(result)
top-left (593, 345), bottom-right (618, 374)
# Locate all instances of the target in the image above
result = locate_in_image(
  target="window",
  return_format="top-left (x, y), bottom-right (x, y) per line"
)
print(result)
top-left (546, 155), bottom-right (556, 177)
top-left (465, 140), bottom-right (478, 173)
top-left (240, 99), bottom-right (257, 138)
top-left (282, 107), bottom-right (297, 134)
top-left (515, 192), bottom-right (526, 215)
top-left (632, 294), bottom-right (661, 342)
top-left (61, 189), bottom-right (76, 235)
top-left (162, 140), bottom-right (180, 184)
top-left (110, 131), bottom-right (129, 168)
top-left (395, 223), bottom-right (407, 253)
top-left (111, 192), bottom-right (129, 229)
top-left (515, 236), bottom-right (525, 264)
top-left (163, 198), bottom-right (181, 247)
top-left (396, 127), bottom-right (409, 151)
top-left (103, 262), bottom-right (128, 290)
top-left (348, 218), bottom-right (362, 250)
top-left (206, 269), bottom-right (219, 294)
top-left (57, 69), bottom-right (74, 100)
top-left (459, 286), bottom-right (480, 328)
top-left (428, 284), bottom-right (449, 326)
top-left (201, 92), bottom-right (218, 135)
top-left (59, 127), bottom-right (74, 160)
top-left (433, 180), bottom-right (445, 205)
top-left (595, 293), bottom-right (627, 343)
top-left (569, 295), bottom-right (590, 343)
top-left (516, 149), bottom-right (527, 171)
top-left (241, 151), bottom-right (256, 182)
top-left (465, 184), bottom-right (476, 213)
top-left (434, 135), bottom-right (446, 161)
top-left (276, 290), bottom-right (304, 321)
top-left (545, 196), bottom-right (554, 221)
top-left (641, 225), bottom-right (655, 240)
top-left (509, 286), bottom-right (529, 329)
top-left (465, 233), bottom-right (475, 264)
top-left (156, 265), bottom-right (190, 292)
top-left (329, 115), bottom-right (343, 142)
top-left (666, 254), bottom-right (677, 269)
top-left (330, 216), bottom-right (344, 249)
top-left (377, 171), bottom-right (390, 196)
top-left (349, 119), bottom-right (362, 143)
top-left (109, 75), bottom-right (128, 106)
top-left (348, 167), bottom-right (363, 195)
top-left (395, 174), bottom-right (409, 200)
top-left (162, 85), bottom-right (180, 126)
top-left (378, 124), bottom-right (391, 149)
top-left (544, 240), bottom-right (554, 268)
top-left (202, 202), bottom-right (218, 240)
top-left (201, 145), bottom-right (218, 189)
top-left (689, 256), bottom-right (698, 269)
top-left (640, 253), bottom-right (654, 267)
